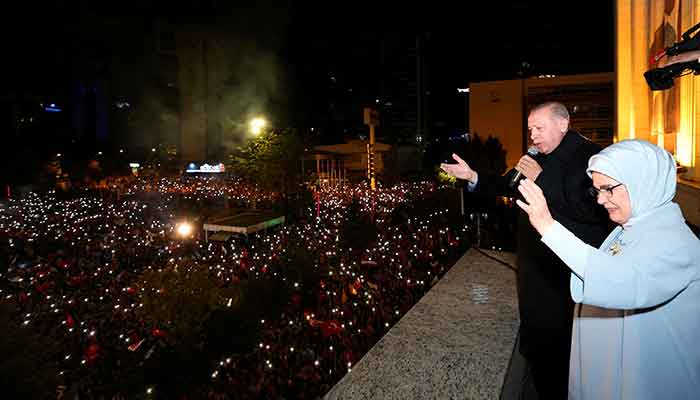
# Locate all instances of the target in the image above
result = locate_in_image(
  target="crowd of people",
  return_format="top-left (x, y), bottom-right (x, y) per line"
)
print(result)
top-left (0, 176), bottom-right (471, 399)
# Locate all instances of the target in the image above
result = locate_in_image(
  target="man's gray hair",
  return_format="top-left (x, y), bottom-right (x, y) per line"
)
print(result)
top-left (530, 102), bottom-right (570, 121)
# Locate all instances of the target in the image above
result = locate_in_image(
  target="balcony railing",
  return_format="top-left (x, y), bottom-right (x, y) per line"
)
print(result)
top-left (324, 249), bottom-right (523, 400)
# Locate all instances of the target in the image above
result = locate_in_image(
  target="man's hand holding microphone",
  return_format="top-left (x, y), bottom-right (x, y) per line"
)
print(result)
top-left (510, 146), bottom-right (542, 187)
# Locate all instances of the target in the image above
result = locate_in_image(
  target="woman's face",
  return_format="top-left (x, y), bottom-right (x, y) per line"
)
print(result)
top-left (591, 172), bottom-right (632, 225)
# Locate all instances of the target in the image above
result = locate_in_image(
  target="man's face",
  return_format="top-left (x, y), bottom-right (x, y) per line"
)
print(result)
top-left (527, 107), bottom-right (568, 154)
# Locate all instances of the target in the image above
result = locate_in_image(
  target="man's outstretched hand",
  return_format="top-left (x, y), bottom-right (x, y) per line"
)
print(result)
top-left (440, 153), bottom-right (477, 183)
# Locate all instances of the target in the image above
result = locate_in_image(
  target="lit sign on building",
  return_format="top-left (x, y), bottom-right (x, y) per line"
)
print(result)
top-left (186, 163), bottom-right (226, 173)
top-left (45, 103), bottom-right (62, 112)
top-left (129, 163), bottom-right (141, 176)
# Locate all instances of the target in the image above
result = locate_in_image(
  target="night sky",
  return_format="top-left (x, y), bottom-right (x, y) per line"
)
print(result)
top-left (1, 1), bottom-right (614, 146)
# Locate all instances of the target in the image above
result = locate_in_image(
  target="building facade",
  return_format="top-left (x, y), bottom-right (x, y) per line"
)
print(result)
top-left (616, 0), bottom-right (700, 225)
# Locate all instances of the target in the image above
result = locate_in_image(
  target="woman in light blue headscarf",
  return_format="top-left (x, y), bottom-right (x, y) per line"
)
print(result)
top-left (516, 139), bottom-right (700, 400)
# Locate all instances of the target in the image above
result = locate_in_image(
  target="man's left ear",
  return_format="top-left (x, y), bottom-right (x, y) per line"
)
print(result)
top-left (559, 118), bottom-right (569, 133)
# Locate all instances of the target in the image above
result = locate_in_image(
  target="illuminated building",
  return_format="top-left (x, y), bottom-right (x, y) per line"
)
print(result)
top-left (616, 0), bottom-right (700, 225)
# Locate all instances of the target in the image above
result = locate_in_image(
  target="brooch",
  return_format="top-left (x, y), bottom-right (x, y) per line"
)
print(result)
top-left (609, 240), bottom-right (623, 256)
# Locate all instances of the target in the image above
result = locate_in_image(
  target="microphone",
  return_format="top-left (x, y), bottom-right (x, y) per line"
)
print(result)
top-left (509, 146), bottom-right (539, 188)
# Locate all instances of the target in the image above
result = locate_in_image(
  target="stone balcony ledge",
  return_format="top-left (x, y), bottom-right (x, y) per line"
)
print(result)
top-left (325, 249), bottom-right (522, 400)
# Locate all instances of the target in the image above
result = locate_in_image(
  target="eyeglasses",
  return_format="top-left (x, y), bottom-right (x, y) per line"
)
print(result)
top-left (588, 183), bottom-right (624, 199)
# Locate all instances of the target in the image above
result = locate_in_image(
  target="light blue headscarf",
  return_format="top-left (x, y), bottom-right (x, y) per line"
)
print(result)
top-left (586, 139), bottom-right (676, 227)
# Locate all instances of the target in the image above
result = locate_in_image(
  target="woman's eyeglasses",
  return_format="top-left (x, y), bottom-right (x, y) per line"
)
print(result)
top-left (588, 183), bottom-right (623, 199)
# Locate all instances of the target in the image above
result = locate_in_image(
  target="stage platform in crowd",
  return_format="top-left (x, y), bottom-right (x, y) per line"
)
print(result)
top-left (324, 249), bottom-right (526, 400)
top-left (203, 211), bottom-right (285, 241)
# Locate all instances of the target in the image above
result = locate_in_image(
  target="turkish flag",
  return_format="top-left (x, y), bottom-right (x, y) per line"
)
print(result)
top-left (69, 276), bottom-right (84, 287)
top-left (320, 320), bottom-right (343, 337)
top-left (128, 338), bottom-right (145, 352)
top-left (36, 281), bottom-right (53, 294)
top-left (152, 328), bottom-right (167, 338)
top-left (85, 343), bottom-right (100, 365)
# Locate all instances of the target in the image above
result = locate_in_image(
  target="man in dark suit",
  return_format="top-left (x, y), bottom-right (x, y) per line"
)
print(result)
top-left (442, 102), bottom-right (610, 399)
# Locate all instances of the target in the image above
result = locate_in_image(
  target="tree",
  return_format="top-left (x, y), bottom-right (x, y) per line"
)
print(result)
top-left (228, 128), bottom-right (306, 197)
top-left (132, 264), bottom-right (233, 397)
top-left (136, 265), bottom-right (227, 348)
top-left (205, 278), bottom-right (288, 356)
top-left (456, 134), bottom-right (507, 176)
top-left (133, 263), bottom-right (291, 397)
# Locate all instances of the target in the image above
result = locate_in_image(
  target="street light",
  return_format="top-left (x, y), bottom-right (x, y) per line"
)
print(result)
top-left (176, 222), bottom-right (193, 238)
top-left (249, 117), bottom-right (267, 135)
